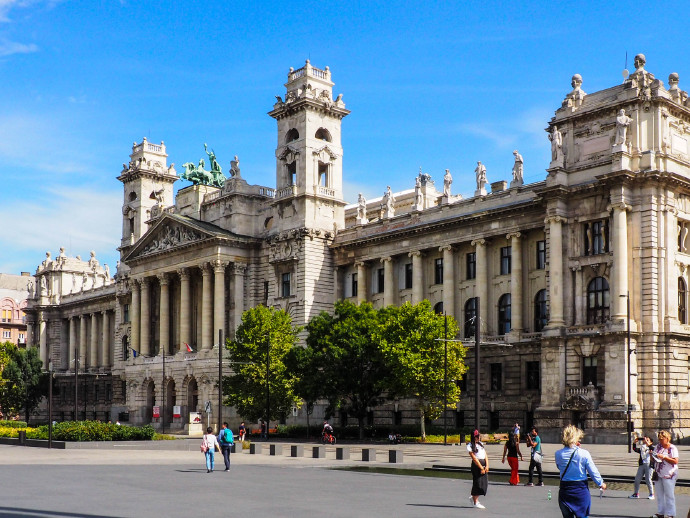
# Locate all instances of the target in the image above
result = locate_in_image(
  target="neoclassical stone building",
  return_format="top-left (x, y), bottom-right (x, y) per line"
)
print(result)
top-left (25, 56), bottom-right (690, 441)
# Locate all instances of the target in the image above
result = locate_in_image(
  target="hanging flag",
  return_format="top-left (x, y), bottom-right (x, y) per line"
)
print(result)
top-left (185, 343), bottom-right (193, 352)
top-left (131, 348), bottom-right (138, 358)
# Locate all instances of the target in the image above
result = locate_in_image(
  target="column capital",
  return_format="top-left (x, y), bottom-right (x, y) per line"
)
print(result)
top-left (212, 259), bottom-right (228, 273)
top-left (380, 256), bottom-right (392, 263)
top-left (157, 273), bottom-right (169, 286)
top-left (607, 202), bottom-right (632, 212)
top-left (200, 262), bottom-right (212, 275)
top-left (139, 276), bottom-right (150, 287)
top-left (544, 215), bottom-right (566, 225)
top-left (231, 263), bottom-right (247, 275)
top-left (439, 245), bottom-right (453, 253)
top-left (408, 250), bottom-right (422, 258)
top-left (177, 267), bottom-right (190, 280)
top-left (354, 260), bottom-right (367, 268)
top-left (470, 238), bottom-right (486, 247)
top-left (101, 309), bottom-right (109, 315)
top-left (506, 231), bottom-right (522, 240)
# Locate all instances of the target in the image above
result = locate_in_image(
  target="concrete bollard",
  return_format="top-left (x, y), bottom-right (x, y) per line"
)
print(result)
top-left (388, 449), bottom-right (403, 463)
top-left (250, 443), bottom-right (262, 455)
top-left (290, 445), bottom-right (304, 457)
top-left (312, 445), bottom-right (326, 458)
top-left (336, 446), bottom-right (350, 460)
top-left (270, 444), bottom-right (283, 456)
top-left (361, 448), bottom-right (376, 461)
top-left (17, 430), bottom-right (26, 446)
top-left (230, 443), bottom-right (236, 453)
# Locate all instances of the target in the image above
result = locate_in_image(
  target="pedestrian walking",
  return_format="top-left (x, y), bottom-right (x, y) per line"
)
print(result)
top-left (238, 421), bottom-right (246, 442)
top-left (555, 424), bottom-right (606, 518)
top-left (202, 426), bottom-right (220, 473)
top-left (501, 431), bottom-right (523, 485)
top-left (467, 429), bottom-right (489, 509)
top-left (525, 426), bottom-right (544, 486)
top-left (218, 421), bottom-right (234, 471)
top-left (629, 434), bottom-right (654, 499)
top-left (652, 429), bottom-right (679, 518)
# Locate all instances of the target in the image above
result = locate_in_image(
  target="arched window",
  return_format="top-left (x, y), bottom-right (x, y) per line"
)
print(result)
top-left (680, 277), bottom-right (687, 324)
top-left (128, 192), bottom-right (137, 202)
top-left (315, 127), bottom-right (332, 142)
top-left (498, 294), bottom-right (511, 335)
top-left (285, 128), bottom-right (299, 143)
top-left (433, 301), bottom-right (444, 315)
top-left (587, 277), bottom-right (610, 324)
top-left (534, 289), bottom-right (548, 332)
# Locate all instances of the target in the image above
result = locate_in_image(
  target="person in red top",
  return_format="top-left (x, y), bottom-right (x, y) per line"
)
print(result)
top-left (501, 432), bottom-right (523, 485)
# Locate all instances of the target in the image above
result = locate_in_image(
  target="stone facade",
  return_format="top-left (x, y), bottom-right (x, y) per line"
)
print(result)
top-left (24, 56), bottom-right (690, 442)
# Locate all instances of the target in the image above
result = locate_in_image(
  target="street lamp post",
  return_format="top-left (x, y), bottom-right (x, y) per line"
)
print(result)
top-left (444, 314), bottom-right (448, 446)
top-left (48, 359), bottom-right (53, 449)
top-left (218, 329), bottom-right (223, 430)
top-left (162, 343), bottom-right (166, 435)
top-left (474, 298), bottom-right (481, 431)
top-left (624, 291), bottom-right (634, 453)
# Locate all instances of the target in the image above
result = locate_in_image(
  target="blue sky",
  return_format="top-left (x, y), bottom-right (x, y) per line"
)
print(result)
top-left (1, 1), bottom-right (689, 274)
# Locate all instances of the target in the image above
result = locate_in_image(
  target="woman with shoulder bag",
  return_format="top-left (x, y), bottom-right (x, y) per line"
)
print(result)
top-left (652, 430), bottom-right (679, 518)
top-left (525, 426), bottom-right (544, 486)
top-left (555, 425), bottom-right (606, 518)
top-left (201, 426), bottom-right (220, 473)
top-left (467, 429), bottom-right (489, 509)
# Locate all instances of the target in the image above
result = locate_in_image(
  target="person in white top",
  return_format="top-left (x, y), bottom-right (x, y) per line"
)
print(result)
top-left (467, 429), bottom-right (489, 509)
top-left (202, 427), bottom-right (220, 473)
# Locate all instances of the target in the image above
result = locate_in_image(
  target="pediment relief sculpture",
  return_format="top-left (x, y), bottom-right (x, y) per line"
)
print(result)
top-left (313, 145), bottom-right (339, 163)
top-left (141, 224), bottom-right (203, 256)
top-left (277, 146), bottom-right (300, 163)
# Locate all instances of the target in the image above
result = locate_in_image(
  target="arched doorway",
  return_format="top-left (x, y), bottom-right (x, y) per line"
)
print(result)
top-left (145, 381), bottom-right (155, 423)
top-left (187, 378), bottom-right (198, 420)
top-left (164, 379), bottom-right (176, 427)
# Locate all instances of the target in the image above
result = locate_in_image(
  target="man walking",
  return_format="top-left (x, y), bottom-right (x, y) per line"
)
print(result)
top-left (525, 426), bottom-right (544, 486)
top-left (218, 422), bottom-right (234, 471)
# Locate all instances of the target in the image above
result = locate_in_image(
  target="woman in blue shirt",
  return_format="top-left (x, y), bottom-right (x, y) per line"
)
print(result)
top-left (555, 425), bottom-right (607, 518)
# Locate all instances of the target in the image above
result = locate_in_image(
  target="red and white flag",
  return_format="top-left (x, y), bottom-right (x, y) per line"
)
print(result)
top-left (185, 343), bottom-right (193, 352)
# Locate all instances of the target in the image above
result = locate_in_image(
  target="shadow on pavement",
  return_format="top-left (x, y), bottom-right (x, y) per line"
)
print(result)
top-left (0, 507), bottom-right (115, 517)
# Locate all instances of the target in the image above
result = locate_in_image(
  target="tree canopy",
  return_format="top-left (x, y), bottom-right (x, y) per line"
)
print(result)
top-left (1, 345), bottom-right (48, 422)
top-left (223, 305), bottom-right (301, 424)
top-left (379, 301), bottom-right (465, 438)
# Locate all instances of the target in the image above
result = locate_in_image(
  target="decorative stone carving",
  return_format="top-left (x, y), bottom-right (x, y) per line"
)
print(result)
top-left (474, 161), bottom-right (487, 196)
top-left (613, 109), bottom-right (633, 149)
top-left (413, 175), bottom-right (423, 211)
top-left (230, 156), bottom-right (241, 177)
top-left (549, 125), bottom-right (564, 166)
top-left (563, 74), bottom-right (586, 110)
top-left (141, 224), bottom-right (203, 255)
top-left (443, 169), bottom-right (452, 198)
top-left (383, 186), bottom-right (395, 218)
top-left (511, 150), bottom-right (524, 187)
top-left (356, 193), bottom-right (368, 225)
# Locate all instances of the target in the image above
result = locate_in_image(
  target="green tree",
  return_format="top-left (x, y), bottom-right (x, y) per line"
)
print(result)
top-left (286, 344), bottom-right (323, 438)
top-left (0, 341), bottom-right (17, 418)
top-left (305, 300), bottom-right (391, 439)
top-left (1, 346), bottom-right (48, 423)
top-left (223, 306), bottom-right (301, 424)
top-left (380, 301), bottom-right (466, 440)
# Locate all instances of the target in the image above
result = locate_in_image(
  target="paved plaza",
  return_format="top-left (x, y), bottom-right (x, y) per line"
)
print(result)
top-left (1, 442), bottom-right (689, 517)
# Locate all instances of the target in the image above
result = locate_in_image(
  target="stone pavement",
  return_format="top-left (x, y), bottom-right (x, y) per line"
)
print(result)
top-left (0, 441), bottom-right (688, 517)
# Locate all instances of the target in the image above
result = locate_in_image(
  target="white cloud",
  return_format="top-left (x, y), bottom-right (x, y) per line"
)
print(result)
top-left (0, 38), bottom-right (37, 56)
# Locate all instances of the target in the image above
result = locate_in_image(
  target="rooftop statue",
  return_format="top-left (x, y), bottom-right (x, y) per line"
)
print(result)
top-left (443, 169), bottom-right (452, 197)
top-left (181, 145), bottom-right (227, 188)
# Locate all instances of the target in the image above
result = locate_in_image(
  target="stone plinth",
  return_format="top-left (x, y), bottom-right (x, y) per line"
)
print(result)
top-left (336, 447), bottom-right (350, 460)
top-left (188, 423), bottom-right (203, 437)
top-left (312, 445), bottom-right (325, 458)
top-left (361, 448), bottom-right (376, 461)
top-left (250, 443), bottom-right (262, 455)
top-left (290, 445), bottom-right (304, 457)
top-left (388, 449), bottom-right (403, 463)
top-left (270, 444), bottom-right (283, 456)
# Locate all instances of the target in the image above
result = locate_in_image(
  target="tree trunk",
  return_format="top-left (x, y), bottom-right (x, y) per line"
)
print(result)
top-left (358, 416), bottom-right (365, 440)
top-left (420, 407), bottom-right (426, 442)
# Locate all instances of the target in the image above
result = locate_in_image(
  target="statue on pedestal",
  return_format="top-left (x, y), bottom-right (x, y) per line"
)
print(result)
top-left (356, 193), bottom-right (368, 224)
top-left (511, 150), bottom-right (524, 186)
top-left (443, 169), bottom-right (452, 197)
top-left (549, 125), bottom-right (564, 165)
top-left (475, 162), bottom-right (487, 194)
top-left (383, 186), bottom-right (395, 218)
top-left (614, 109), bottom-right (633, 147)
top-left (414, 176), bottom-right (423, 210)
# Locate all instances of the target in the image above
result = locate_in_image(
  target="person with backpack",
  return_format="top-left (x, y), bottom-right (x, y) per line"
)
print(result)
top-left (218, 422), bottom-right (234, 471)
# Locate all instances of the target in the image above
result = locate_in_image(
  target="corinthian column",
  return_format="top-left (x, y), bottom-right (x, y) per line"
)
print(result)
top-left (441, 245), bottom-right (455, 319)
top-left (382, 257), bottom-right (394, 306)
top-left (90, 312), bottom-right (98, 368)
top-left (213, 261), bottom-right (227, 343)
top-left (39, 316), bottom-right (47, 369)
top-left (507, 232), bottom-right (522, 332)
top-left (201, 263), bottom-right (213, 349)
top-left (232, 263), bottom-right (246, 335)
top-left (158, 274), bottom-right (170, 356)
top-left (140, 278), bottom-right (151, 356)
top-left (69, 316), bottom-right (77, 370)
top-left (611, 203), bottom-right (630, 321)
top-left (356, 261), bottom-right (367, 304)
top-left (178, 268), bottom-right (190, 352)
top-left (130, 279), bottom-right (140, 354)
top-left (546, 216), bottom-right (565, 327)
top-left (101, 310), bottom-right (110, 367)
top-left (79, 314), bottom-right (87, 367)
top-left (410, 251), bottom-right (423, 303)
top-left (472, 239), bottom-right (488, 334)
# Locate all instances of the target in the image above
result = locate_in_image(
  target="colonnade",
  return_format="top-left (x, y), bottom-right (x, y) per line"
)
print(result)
top-left (66, 310), bottom-right (113, 371)
top-left (129, 261), bottom-right (245, 356)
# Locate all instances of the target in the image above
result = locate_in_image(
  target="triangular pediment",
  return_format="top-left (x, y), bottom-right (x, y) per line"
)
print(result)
top-left (124, 215), bottom-right (213, 261)
top-left (276, 145), bottom-right (300, 162)
top-left (312, 145), bottom-right (339, 162)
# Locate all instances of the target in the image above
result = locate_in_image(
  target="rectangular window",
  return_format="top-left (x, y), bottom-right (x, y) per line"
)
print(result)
top-left (490, 363), bottom-right (502, 391)
top-left (584, 220), bottom-right (608, 255)
top-left (2, 330), bottom-right (10, 339)
top-left (466, 253), bottom-right (476, 280)
top-left (351, 273), bottom-right (358, 297)
top-left (536, 240), bottom-right (546, 270)
top-left (500, 246), bottom-right (511, 275)
top-left (582, 356), bottom-right (598, 386)
top-left (404, 263), bottom-right (413, 289)
top-left (526, 361), bottom-right (540, 390)
top-left (434, 258), bottom-right (443, 285)
top-left (123, 304), bottom-right (130, 323)
top-left (376, 268), bottom-right (385, 294)
top-left (281, 273), bottom-right (291, 298)
top-left (287, 161), bottom-right (296, 186)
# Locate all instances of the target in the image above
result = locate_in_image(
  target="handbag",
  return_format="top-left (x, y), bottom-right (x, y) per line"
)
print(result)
top-left (200, 436), bottom-right (209, 453)
top-left (533, 450), bottom-right (543, 464)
